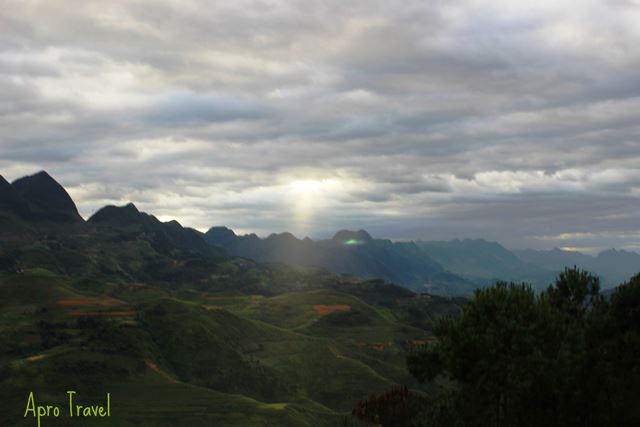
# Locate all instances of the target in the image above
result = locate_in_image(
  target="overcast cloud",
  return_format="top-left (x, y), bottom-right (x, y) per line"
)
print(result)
top-left (1, 0), bottom-right (639, 252)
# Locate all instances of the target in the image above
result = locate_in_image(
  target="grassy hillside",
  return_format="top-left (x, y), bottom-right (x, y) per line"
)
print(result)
top-left (0, 269), bottom-right (461, 426)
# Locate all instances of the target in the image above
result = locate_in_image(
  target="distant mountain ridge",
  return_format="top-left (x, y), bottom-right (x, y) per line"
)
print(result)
top-left (514, 248), bottom-right (640, 287)
top-left (88, 202), bottom-right (210, 254)
top-left (204, 226), bottom-right (476, 295)
top-left (1, 170), bottom-right (637, 294)
top-left (416, 239), bottom-right (556, 286)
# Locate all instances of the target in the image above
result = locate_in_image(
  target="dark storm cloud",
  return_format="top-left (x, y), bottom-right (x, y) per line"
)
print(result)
top-left (0, 0), bottom-right (639, 251)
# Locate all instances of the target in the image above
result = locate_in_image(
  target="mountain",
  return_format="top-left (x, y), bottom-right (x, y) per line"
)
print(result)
top-left (204, 227), bottom-right (473, 296)
top-left (595, 249), bottom-right (640, 284)
top-left (515, 248), bottom-right (640, 288)
top-left (416, 239), bottom-right (554, 287)
top-left (514, 248), bottom-right (592, 272)
top-left (88, 202), bottom-right (210, 255)
top-left (0, 174), bottom-right (31, 218)
top-left (0, 172), bottom-right (222, 280)
top-left (89, 202), bottom-right (151, 226)
top-left (9, 170), bottom-right (83, 223)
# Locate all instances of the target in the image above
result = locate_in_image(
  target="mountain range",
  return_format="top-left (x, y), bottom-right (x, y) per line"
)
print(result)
top-left (0, 171), bottom-right (469, 426)
top-left (1, 170), bottom-right (638, 426)
top-left (1, 171), bottom-right (638, 294)
top-left (205, 228), bottom-right (639, 292)
top-left (204, 227), bottom-right (473, 295)
top-left (514, 247), bottom-right (640, 287)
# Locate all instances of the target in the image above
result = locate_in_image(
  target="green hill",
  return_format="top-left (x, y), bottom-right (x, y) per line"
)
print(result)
top-left (0, 264), bottom-right (459, 426)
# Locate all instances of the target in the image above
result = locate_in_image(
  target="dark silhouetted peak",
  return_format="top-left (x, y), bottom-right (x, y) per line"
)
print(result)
top-left (332, 229), bottom-right (373, 244)
top-left (89, 203), bottom-right (150, 226)
top-left (90, 203), bottom-right (208, 253)
top-left (0, 174), bottom-right (31, 216)
top-left (204, 226), bottom-right (238, 247)
top-left (267, 232), bottom-right (299, 243)
top-left (206, 226), bottom-right (236, 239)
top-left (123, 202), bottom-right (140, 213)
top-left (165, 219), bottom-right (183, 229)
top-left (0, 175), bottom-right (16, 196)
top-left (10, 171), bottom-right (82, 223)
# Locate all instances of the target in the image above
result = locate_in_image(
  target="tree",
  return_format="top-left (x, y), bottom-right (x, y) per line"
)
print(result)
top-left (407, 268), bottom-right (640, 426)
top-left (409, 282), bottom-right (566, 426)
top-left (546, 266), bottom-right (600, 318)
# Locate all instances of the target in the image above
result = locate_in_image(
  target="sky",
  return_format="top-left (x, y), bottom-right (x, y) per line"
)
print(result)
top-left (1, 0), bottom-right (639, 253)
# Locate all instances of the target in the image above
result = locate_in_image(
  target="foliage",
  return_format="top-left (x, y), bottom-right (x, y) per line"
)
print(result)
top-left (407, 268), bottom-right (640, 426)
top-left (348, 385), bottom-right (430, 427)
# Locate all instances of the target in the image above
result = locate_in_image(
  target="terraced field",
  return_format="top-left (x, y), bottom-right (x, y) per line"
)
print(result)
top-left (0, 269), bottom-right (463, 426)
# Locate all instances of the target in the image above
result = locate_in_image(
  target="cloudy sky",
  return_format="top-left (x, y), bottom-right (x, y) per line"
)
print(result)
top-left (1, 0), bottom-right (639, 252)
